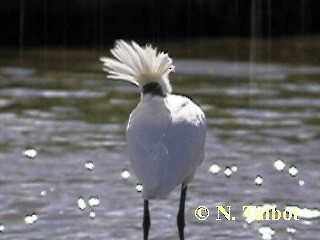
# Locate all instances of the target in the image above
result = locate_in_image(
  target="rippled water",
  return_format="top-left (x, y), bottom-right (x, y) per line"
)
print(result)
top-left (0, 41), bottom-right (320, 239)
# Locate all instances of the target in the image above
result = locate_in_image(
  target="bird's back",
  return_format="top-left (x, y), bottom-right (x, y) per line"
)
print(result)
top-left (126, 94), bottom-right (206, 199)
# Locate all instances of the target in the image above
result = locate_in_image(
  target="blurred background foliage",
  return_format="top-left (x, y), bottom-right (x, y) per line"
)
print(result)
top-left (1, 0), bottom-right (319, 49)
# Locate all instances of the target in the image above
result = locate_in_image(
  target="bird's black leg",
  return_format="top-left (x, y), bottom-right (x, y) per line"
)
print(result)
top-left (143, 200), bottom-right (150, 240)
top-left (177, 184), bottom-right (187, 240)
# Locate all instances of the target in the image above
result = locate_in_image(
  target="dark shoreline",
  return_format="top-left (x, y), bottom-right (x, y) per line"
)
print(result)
top-left (1, 0), bottom-right (320, 48)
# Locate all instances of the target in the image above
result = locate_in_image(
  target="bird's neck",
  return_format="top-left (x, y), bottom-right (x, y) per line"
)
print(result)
top-left (140, 81), bottom-right (170, 101)
top-left (141, 82), bottom-right (166, 97)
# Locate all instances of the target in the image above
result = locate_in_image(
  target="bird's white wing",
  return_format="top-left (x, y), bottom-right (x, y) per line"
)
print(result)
top-left (126, 95), bottom-right (206, 199)
top-left (164, 94), bottom-right (207, 185)
top-left (126, 96), bottom-right (173, 199)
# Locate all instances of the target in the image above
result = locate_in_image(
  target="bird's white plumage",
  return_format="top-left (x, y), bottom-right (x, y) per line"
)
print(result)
top-left (100, 40), bottom-right (206, 200)
top-left (127, 94), bottom-right (206, 199)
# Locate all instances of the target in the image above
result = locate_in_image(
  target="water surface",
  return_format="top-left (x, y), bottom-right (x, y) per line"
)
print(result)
top-left (0, 39), bottom-right (319, 239)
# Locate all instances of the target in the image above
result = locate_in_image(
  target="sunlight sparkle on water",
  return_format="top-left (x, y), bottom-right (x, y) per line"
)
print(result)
top-left (0, 223), bottom-right (4, 232)
top-left (88, 196), bottom-right (100, 207)
top-left (89, 211), bottom-right (96, 219)
top-left (274, 159), bottom-right (285, 171)
top-left (224, 167), bottom-right (232, 177)
top-left (209, 164), bottom-right (220, 175)
top-left (255, 175), bottom-right (263, 186)
top-left (286, 206), bottom-right (320, 219)
top-left (121, 169), bottom-right (130, 180)
top-left (84, 161), bottom-right (95, 171)
top-left (136, 183), bottom-right (143, 192)
top-left (24, 213), bottom-right (38, 225)
top-left (286, 226), bottom-right (296, 234)
top-left (231, 165), bottom-right (237, 172)
top-left (258, 226), bottom-right (275, 240)
top-left (288, 166), bottom-right (298, 177)
top-left (299, 179), bottom-right (305, 186)
top-left (77, 196), bottom-right (86, 210)
top-left (23, 148), bottom-right (37, 158)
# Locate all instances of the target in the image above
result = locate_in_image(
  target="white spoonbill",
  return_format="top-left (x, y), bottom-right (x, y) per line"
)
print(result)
top-left (100, 40), bottom-right (206, 240)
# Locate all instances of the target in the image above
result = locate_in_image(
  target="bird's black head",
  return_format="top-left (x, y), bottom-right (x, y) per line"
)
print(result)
top-left (142, 82), bottom-right (165, 97)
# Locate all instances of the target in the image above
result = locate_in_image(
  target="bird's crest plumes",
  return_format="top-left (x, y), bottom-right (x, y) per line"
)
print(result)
top-left (100, 40), bottom-right (175, 94)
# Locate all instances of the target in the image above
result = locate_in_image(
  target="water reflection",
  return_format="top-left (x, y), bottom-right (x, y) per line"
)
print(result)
top-left (175, 60), bottom-right (320, 78)
top-left (23, 148), bottom-right (37, 158)
top-left (286, 226), bottom-right (296, 234)
top-left (298, 179), bottom-right (305, 186)
top-left (77, 197), bottom-right (86, 211)
top-left (136, 183), bottom-right (143, 193)
top-left (24, 213), bottom-right (38, 224)
top-left (88, 196), bottom-right (100, 207)
top-left (231, 165), bottom-right (238, 172)
top-left (258, 225), bottom-right (275, 240)
top-left (121, 168), bottom-right (130, 181)
top-left (224, 167), bottom-right (232, 177)
top-left (0, 223), bottom-right (4, 233)
top-left (0, 44), bottom-right (319, 239)
top-left (89, 211), bottom-right (96, 219)
top-left (40, 190), bottom-right (47, 197)
top-left (255, 175), bottom-right (263, 186)
top-left (84, 161), bottom-right (95, 171)
top-left (289, 166), bottom-right (299, 177)
top-left (209, 164), bottom-right (220, 175)
top-left (274, 159), bottom-right (286, 171)
top-left (286, 206), bottom-right (320, 220)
